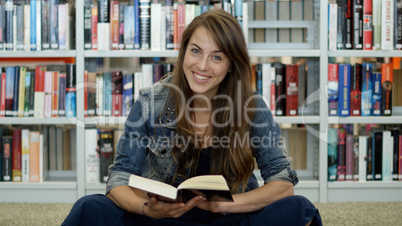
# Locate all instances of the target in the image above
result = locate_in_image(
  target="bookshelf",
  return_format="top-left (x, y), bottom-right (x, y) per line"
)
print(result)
top-left (1, 0), bottom-right (402, 204)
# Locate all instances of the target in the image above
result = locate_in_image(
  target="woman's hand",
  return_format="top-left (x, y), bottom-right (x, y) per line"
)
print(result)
top-left (196, 200), bottom-right (224, 213)
top-left (143, 195), bottom-right (206, 219)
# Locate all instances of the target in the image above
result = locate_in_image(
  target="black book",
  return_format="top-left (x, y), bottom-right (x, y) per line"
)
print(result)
top-left (12, 66), bottom-right (20, 117)
top-left (139, 0), bottom-right (151, 50)
top-left (84, 4), bottom-right (92, 50)
top-left (41, 0), bottom-right (50, 50)
top-left (4, 0), bottom-right (13, 50)
top-left (98, 0), bottom-right (110, 23)
top-left (372, 131), bottom-right (383, 180)
top-left (395, 0), bottom-right (402, 50)
top-left (49, 0), bottom-right (59, 50)
top-left (391, 129), bottom-right (400, 180)
top-left (353, 0), bottom-right (363, 49)
top-left (97, 129), bottom-right (114, 183)
top-left (28, 70), bottom-right (36, 117)
top-left (66, 64), bottom-right (76, 90)
top-left (366, 136), bottom-right (373, 181)
top-left (336, 1), bottom-right (345, 49)
top-left (2, 136), bottom-right (12, 182)
top-left (273, 62), bottom-right (286, 116)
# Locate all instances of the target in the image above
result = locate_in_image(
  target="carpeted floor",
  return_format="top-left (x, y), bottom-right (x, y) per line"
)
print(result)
top-left (0, 202), bottom-right (401, 225)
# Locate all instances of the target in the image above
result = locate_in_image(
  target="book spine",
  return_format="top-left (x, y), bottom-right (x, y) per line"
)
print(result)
top-left (165, 0), bottom-right (174, 50)
top-left (328, 63), bottom-right (339, 116)
top-left (361, 63), bottom-right (373, 116)
top-left (84, 71), bottom-right (88, 116)
top-left (270, 67), bottom-right (275, 115)
top-left (49, 0), bottom-right (59, 50)
top-left (358, 136), bottom-right (367, 181)
top-left (112, 71), bottom-right (123, 116)
top-left (28, 71), bottom-right (35, 116)
top-left (29, 131), bottom-right (40, 182)
top-left (24, 71), bottom-right (31, 117)
top-left (391, 129), bottom-right (400, 180)
top-left (36, 0), bottom-right (41, 51)
top-left (103, 72), bottom-right (112, 116)
top-left (274, 62), bottom-right (286, 116)
top-left (84, 4), bottom-right (92, 50)
top-left (23, 4), bottom-right (30, 51)
top-left (399, 135), bottom-right (402, 180)
top-left (350, 64), bottom-right (362, 116)
top-left (366, 136), bottom-right (373, 180)
top-left (51, 71), bottom-right (59, 117)
top-left (255, 64), bottom-right (262, 95)
top-left (44, 71), bottom-right (53, 118)
top-left (0, 5), bottom-right (4, 50)
top-left (21, 129), bottom-right (30, 182)
top-left (345, 0), bottom-right (353, 49)
top-left (345, 134), bottom-right (354, 181)
top-left (338, 64), bottom-right (351, 116)
top-left (380, 63), bottom-right (393, 116)
top-left (123, 6), bottom-right (134, 50)
top-left (352, 136), bottom-right (359, 180)
top-left (353, 0), bottom-right (363, 49)
top-left (373, 131), bottom-right (383, 180)
top-left (395, 0), bottom-right (402, 49)
top-left (373, 0), bottom-right (382, 49)
top-left (12, 128), bottom-right (22, 182)
top-left (0, 73), bottom-right (6, 117)
top-left (176, 2), bottom-right (185, 50)
top-left (91, 6), bottom-right (98, 50)
top-left (118, 3), bottom-right (124, 50)
top-left (328, 128), bottom-right (338, 181)
top-left (87, 72), bottom-right (96, 117)
top-left (5, 67), bottom-right (14, 117)
top-left (262, 63), bottom-right (271, 107)
top-left (34, 66), bottom-right (45, 118)
top-left (110, 1), bottom-right (119, 50)
top-left (96, 73), bottom-right (104, 116)
top-left (58, 4), bottom-right (66, 50)
top-left (85, 129), bottom-right (99, 183)
top-left (58, 73), bottom-right (66, 116)
top-left (18, 67), bottom-right (26, 117)
top-left (41, 0), bottom-right (50, 50)
top-left (139, 0), bottom-right (151, 50)
top-left (98, 129), bottom-right (114, 183)
top-left (337, 2), bottom-right (344, 49)
top-left (2, 136), bottom-right (13, 181)
top-left (285, 64), bottom-right (298, 116)
top-left (12, 66), bottom-right (20, 117)
top-left (134, 0), bottom-right (140, 49)
top-left (98, 0), bottom-right (110, 51)
top-left (5, 0), bottom-right (13, 50)
top-left (65, 64), bottom-right (76, 117)
top-left (122, 73), bottom-right (133, 117)
top-left (329, 4), bottom-right (338, 51)
top-left (382, 131), bottom-right (392, 181)
top-left (363, 0), bottom-right (373, 49)
top-left (372, 72), bottom-right (382, 116)
top-left (337, 128), bottom-right (346, 181)
top-left (381, 0), bottom-right (394, 50)
top-left (150, 3), bottom-right (162, 51)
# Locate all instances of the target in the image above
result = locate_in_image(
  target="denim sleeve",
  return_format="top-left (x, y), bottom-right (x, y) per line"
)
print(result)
top-left (250, 98), bottom-right (298, 186)
top-left (106, 93), bottom-right (150, 194)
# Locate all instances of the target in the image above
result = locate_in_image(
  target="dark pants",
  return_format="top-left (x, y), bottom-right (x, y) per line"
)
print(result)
top-left (62, 194), bottom-right (322, 226)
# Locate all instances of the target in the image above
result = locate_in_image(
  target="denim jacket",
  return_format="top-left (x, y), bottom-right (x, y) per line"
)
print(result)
top-left (106, 75), bottom-right (298, 194)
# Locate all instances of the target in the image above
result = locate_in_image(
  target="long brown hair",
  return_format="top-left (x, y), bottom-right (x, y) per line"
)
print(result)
top-left (171, 9), bottom-right (255, 193)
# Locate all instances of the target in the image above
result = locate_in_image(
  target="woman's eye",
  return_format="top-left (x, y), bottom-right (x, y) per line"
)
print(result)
top-left (191, 49), bottom-right (200, 54)
top-left (212, 55), bottom-right (222, 61)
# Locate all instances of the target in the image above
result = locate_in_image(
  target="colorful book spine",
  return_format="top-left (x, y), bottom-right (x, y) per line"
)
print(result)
top-left (65, 64), bottom-right (76, 117)
top-left (12, 128), bottom-right (22, 182)
top-left (380, 63), bottom-right (393, 116)
top-left (51, 71), bottom-right (59, 117)
top-left (18, 67), bottom-right (26, 117)
top-left (12, 67), bottom-right (20, 117)
top-left (5, 67), bottom-right (14, 117)
top-left (0, 5), bottom-right (4, 50)
top-left (122, 73), bottom-right (133, 116)
top-left (58, 73), bottom-right (66, 116)
top-left (361, 63), bottom-right (372, 116)
top-left (110, 1), bottom-right (120, 50)
top-left (34, 66), bottom-right (45, 118)
top-left (372, 72), bottom-right (381, 116)
top-left (338, 64), bottom-right (351, 116)
top-left (123, 5), bottom-right (134, 49)
top-left (0, 73), bottom-right (6, 117)
top-left (91, 6), bottom-right (98, 50)
top-left (98, 129), bottom-right (114, 183)
top-left (395, 0), bottom-right (402, 49)
top-left (21, 129), bottom-right (30, 182)
top-left (96, 73), bottom-right (104, 116)
top-left (23, 71), bottom-right (31, 117)
top-left (381, 0), bottom-right (394, 50)
top-left (2, 136), bottom-right (12, 181)
top-left (139, 0), bottom-right (151, 50)
top-left (112, 71), bottom-right (123, 116)
top-left (345, 134), bottom-right (354, 181)
top-left (29, 131), bottom-right (40, 182)
top-left (134, 0), bottom-right (140, 49)
top-left (118, 3), bottom-right (125, 50)
top-left (328, 63), bottom-right (339, 116)
top-left (84, 4), bottom-right (92, 50)
top-left (49, 0), bottom-right (59, 50)
top-left (352, 136), bottom-right (359, 180)
top-left (44, 71), bottom-right (53, 118)
top-left (285, 64), bottom-right (298, 116)
top-left (103, 72), bottom-right (112, 116)
top-left (337, 128), bottom-right (346, 181)
top-left (363, 0), bottom-right (373, 49)
top-left (350, 64), bottom-right (362, 116)
top-left (353, 0), bottom-right (363, 49)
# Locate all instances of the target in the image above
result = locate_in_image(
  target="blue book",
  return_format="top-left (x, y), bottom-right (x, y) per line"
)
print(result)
top-left (235, 0), bottom-right (243, 27)
top-left (5, 67), bottom-right (14, 117)
top-left (337, 64), bottom-right (351, 117)
top-left (134, 0), bottom-right (140, 49)
top-left (372, 72), bottom-right (381, 116)
top-left (65, 91), bottom-right (76, 117)
top-left (12, 66), bottom-right (20, 117)
top-left (103, 72), bottom-right (112, 116)
top-left (58, 73), bottom-right (67, 116)
top-left (361, 63), bottom-right (372, 116)
top-left (123, 5), bottom-right (134, 49)
top-left (122, 73), bottom-right (133, 116)
top-left (30, 0), bottom-right (37, 50)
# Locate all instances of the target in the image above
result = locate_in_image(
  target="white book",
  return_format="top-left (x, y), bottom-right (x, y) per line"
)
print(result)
top-left (21, 129), bottom-right (30, 182)
top-left (185, 4), bottom-right (195, 27)
top-left (134, 72), bottom-right (143, 101)
top-left (329, 4), bottom-right (338, 51)
top-left (142, 64), bottom-right (153, 88)
top-left (382, 131), bottom-right (392, 181)
top-left (262, 63), bottom-right (271, 106)
top-left (65, 2), bottom-right (70, 50)
top-left (242, 3), bottom-right (248, 43)
top-left (34, 92), bottom-right (45, 118)
top-left (13, 5), bottom-right (17, 51)
top-left (24, 4), bottom-right (30, 51)
top-left (85, 129), bottom-right (100, 183)
top-left (160, 7), bottom-right (166, 51)
top-left (58, 4), bottom-right (66, 50)
top-left (358, 136), bottom-right (367, 182)
top-left (381, 0), bottom-right (394, 50)
top-left (150, 3), bottom-right (162, 51)
top-left (97, 23), bottom-right (110, 51)
top-left (36, 0), bottom-right (41, 51)
top-left (44, 71), bottom-right (53, 118)
top-left (96, 74), bottom-right (104, 116)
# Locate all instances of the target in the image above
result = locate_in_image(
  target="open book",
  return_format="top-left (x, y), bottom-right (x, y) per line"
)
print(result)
top-left (128, 174), bottom-right (233, 202)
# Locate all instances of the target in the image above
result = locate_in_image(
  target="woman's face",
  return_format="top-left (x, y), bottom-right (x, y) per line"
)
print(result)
top-left (183, 26), bottom-right (231, 100)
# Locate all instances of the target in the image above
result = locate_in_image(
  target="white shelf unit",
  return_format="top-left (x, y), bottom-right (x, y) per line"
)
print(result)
top-left (1, 0), bottom-right (402, 204)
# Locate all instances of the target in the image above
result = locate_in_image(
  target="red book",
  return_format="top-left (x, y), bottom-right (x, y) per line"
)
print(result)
top-left (350, 64), bottom-right (362, 116)
top-left (399, 135), bottom-right (402, 180)
top-left (112, 71), bottom-right (123, 116)
top-left (12, 128), bottom-right (22, 182)
top-left (176, 3), bottom-right (186, 49)
top-left (35, 66), bottom-right (46, 92)
top-left (381, 63), bottom-right (393, 116)
top-left (110, 1), bottom-right (119, 50)
top-left (337, 128), bottom-right (346, 181)
top-left (91, 6), bottom-right (98, 50)
top-left (363, 0), bottom-right (373, 50)
top-left (285, 64), bottom-right (299, 116)
top-left (270, 68), bottom-right (275, 116)
top-left (328, 63), bottom-right (339, 116)
top-left (0, 72), bottom-right (6, 117)
top-left (84, 71), bottom-right (88, 117)
top-left (34, 66), bottom-right (46, 118)
top-left (52, 71), bottom-right (59, 117)
top-left (173, 4), bottom-right (178, 50)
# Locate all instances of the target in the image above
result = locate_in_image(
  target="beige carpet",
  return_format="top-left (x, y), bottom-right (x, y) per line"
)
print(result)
top-left (0, 202), bottom-right (401, 225)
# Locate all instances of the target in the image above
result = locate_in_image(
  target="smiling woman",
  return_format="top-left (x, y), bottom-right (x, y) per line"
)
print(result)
top-left (62, 8), bottom-right (322, 226)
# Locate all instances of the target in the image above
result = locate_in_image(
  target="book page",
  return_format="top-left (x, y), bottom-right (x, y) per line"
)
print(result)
top-left (177, 175), bottom-right (229, 191)
top-left (129, 174), bottom-right (178, 200)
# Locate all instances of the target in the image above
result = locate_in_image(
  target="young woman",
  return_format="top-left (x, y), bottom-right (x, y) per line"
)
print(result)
top-left (63, 9), bottom-right (321, 225)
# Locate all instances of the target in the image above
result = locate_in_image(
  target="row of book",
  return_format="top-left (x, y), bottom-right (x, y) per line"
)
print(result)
top-left (0, 64), bottom-right (76, 118)
top-left (0, 0), bottom-right (75, 51)
top-left (83, 0), bottom-right (234, 51)
top-left (328, 0), bottom-right (402, 50)
top-left (0, 125), bottom-right (76, 182)
top-left (84, 63), bottom-right (174, 117)
top-left (328, 62), bottom-right (394, 117)
top-left (85, 128), bottom-right (123, 183)
top-left (328, 125), bottom-right (402, 181)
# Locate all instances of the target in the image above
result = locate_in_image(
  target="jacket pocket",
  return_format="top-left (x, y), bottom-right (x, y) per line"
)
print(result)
top-left (146, 138), bottom-right (175, 176)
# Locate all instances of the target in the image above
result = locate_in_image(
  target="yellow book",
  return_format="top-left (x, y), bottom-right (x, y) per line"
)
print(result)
top-left (18, 67), bottom-right (27, 117)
